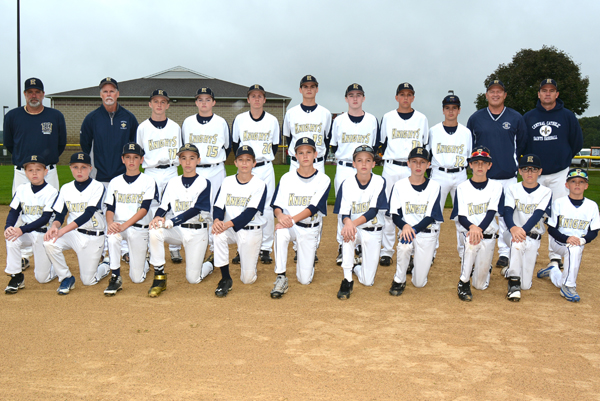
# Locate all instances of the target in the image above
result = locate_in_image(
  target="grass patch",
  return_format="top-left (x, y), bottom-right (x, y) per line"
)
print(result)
top-left (2, 164), bottom-right (599, 208)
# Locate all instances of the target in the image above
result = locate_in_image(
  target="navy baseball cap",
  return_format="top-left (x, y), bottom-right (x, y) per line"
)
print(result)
top-left (540, 78), bottom-right (558, 90)
top-left (236, 145), bottom-right (256, 159)
top-left (99, 77), bottom-right (118, 90)
top-left (70, 152), bottom-right (92, 165)
top-left (196, 87), bottom-right (214, 99)
top-left (396, 83), bottom-right (415, 95)
top-left (247, 84), bottom-right (266, 96)
top-left (300, 75), bottom-right (318, 87)
top-left (487, 79), bottom-right (505, 91)
top-left (150, 89), bottom-right (169, 101)
top-left (353, 144), bottom-right (375, 159)
top-left (519, 154), bottom-right (542, 169)
top-left (23, 155), bottom-right (46, 167)
top-left (408, 146), bottom-right (430, 161)
top-left (177, 143), bottom-right (200, 157)
top-left (122, 142), bottom-right (145, 157)
top-left (345, 83), bottom-right (364, 96)
top-left (443, 93), bottom-right (461, 107)
top-left (468, 147), bottom-right (492, 163)
top-left (567, 168), bottom-right (588, 182)
top-left (24, 78), bottom-right (44, 92)
top-left (294, 137), bottom-right (317, 151)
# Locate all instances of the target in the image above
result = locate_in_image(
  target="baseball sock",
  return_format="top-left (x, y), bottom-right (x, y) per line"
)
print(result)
top-left (154, 265), bottom-right (164, 274)
top-left (343, 267), bottom-right (353, 282)
top-left (112, 268), bottom-right (121, 277)
top-left (220, 264), bottom-right (231, 280)
top-left (278, 272), bottom-right (286, 277)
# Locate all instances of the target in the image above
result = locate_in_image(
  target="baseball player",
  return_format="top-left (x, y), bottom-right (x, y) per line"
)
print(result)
top-left (270, 137), bottom-right (331, 298)
top-left (231, 84), bottom-right (280, 264)
top-left (427, 93), bottom-right (472, 259)
top-left (451, 147), bottom-right (504, 302)
top-left (282, 75), bottom-right (332, 175)
top-left (43, 152), bottom-right (109, 295)
top-left (4, 155), bottom-right (58, 294)
top-left (182, 87), bottom-right (231, 259)
top-left (330, 84), bottom-right (379, 265)
top-left (147, 144), bottom-right (212, 297)
top-left (333, 145), bottom-right (387, 300)
top-left (137, 89), bottom-right (184, 264)
top-left (4, 77), bottom-right (67, 269)
top-left (502, 154), bottom-right (552, 301)
top-left (524, 79), bottom-right (583, 268)
top-left (467, 79), bottom-right (527, 270)
top-left (388, 147), bottom-right (443, 296)
top-left (103, 143), bottom-right (158, 296)
top-left (379, 83), bottom-right (429, 266)
top-left (208, 145), bottom-right (267, 298)
top-left (536, 169), bottom-right (600, 302)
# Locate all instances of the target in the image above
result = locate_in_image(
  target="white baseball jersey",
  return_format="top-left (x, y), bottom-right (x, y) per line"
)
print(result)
top-left (548, 196), bottom-right (600, 238)
top-left (214, 175), bottom-right (267, 227)
top-left (427, 122), bottom-right (472, 169)
top-left (11, 182), bottom-right (58, 226)
top-left (136, 118), bottom-right (182, 169)
top-left (182, 114), bottom-right (230, 164)
top-left (389, 178), bottom-right (442, 229)
top-left (330, 112), bottom-right (378, 162)
top-left (272, 170), bottom-right (331, 225)
top-left (52, 179), bottom-right (106, 231)
top-left (380, 110), bottom-right (429, 161)
top-left (334, 174), bottom-right (387, 229)
top-left (232, 111), bottom-right (280, 162)
top-left (454, 179), bottom-right (503, 234)
top-left (105, 173), bottom-right (157, 226)
top-left (159, 175), bottom-right (211, 225)
top-left (283, 104), bottom-right (332, 157)
top-left (505, 183), bottom-right (552, 235)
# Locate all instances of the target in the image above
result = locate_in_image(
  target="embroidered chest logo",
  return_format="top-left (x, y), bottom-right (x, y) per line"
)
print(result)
top-left (41, 122), bottom-right (52, 134)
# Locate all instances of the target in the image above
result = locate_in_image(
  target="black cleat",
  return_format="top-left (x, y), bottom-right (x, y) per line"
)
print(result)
top-left (379, 256), bottom-right (392, 266)
top-left (215, 278), bottom-right (233, 297)
top-left (457, 280), bottom-right (472, 302)
top-left (21, 258), bottom-right (30, 271)
top-left (260, 250), bottom-right (272, 264)
top-left (389, 280), bottom-right (406, 296)
top-left (507, 277), bottom-right (521, 302)
top-left (5, 273), bottom-right (25, 294)
top-left (232, 252), bottom-right (240, 265)
top-left (337, 279), bottom-right (354, 300)
top-left (495, 256), bottom-right (509, 268)
top-left (336, 245), bottom-right (342, 266)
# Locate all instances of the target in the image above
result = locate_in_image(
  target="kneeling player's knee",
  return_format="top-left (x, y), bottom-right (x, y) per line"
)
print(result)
top-left (398, 242), bottom-right (413, 255)
top-left (240, 272), bottom-right (257, 285)
top-left (43, 241), bottom-right (60, 255)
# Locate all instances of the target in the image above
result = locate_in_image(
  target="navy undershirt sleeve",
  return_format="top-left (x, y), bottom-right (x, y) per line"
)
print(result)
top-left (73, 206), bottom-right (98, 227)
top-left (392, 212), bottom-right (407, 229)
top-left (155, 207), bottom-right (168, 218)
top-left (458, 215), bottom-right (473, 231)
top-left (547, 225), bottom-right (569, 243)
top-left (231, 208), bottom-right (258, 232)
top-left (171, 208), bottom-right (200, 226)
top-left (413, 216), bottom-right (435, 233)
top-left (521, 209), bottom-right (546, 233)
top-left (54, 205), bottom-right (68, 225)
top-left (213, 206), bottom-right (225, 222)
top-left (140, 199), bottom-right (152, 211)
top-left (361, 207), bottom-right (378, 222)
top-left (478, 210), bottom-right (496, 231)
top-left (20, 211), bottom-right (53, 233)
top-left (584, 229), bottom-right (598, 243)
top-left (5, 208), bottom-right (20, 229)
top-left (504, 206), bottom-right (516, 229)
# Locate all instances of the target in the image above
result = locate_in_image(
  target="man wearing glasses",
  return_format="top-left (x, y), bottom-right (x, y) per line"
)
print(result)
top-left (523, 79), bottom-right (583, 268)
top-left (467, 80), bottom-right (527, 270)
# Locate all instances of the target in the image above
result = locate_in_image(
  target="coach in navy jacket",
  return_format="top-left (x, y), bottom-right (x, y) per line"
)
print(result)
top-left (80, 77), bottom-right (138, 183)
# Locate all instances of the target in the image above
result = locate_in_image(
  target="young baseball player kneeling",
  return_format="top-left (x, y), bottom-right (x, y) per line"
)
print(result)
top-left (502, 154), bottom-right (552, 302)
top-left (103, 143), bottom-right (157, 296)
top-left (333, 145), bottom-right (387, 300)
top-left (147, 144), bottom-right (212, 297)
top-left (270, 137), bottom-right (331, 299)
top-left (43, 152), bottom-right (109, 295)
top-left (388, 147), bottom-right (443, 296)
top-left (4, 155), bottom-right (58, 294)
top-left (451, 147), bottom-right (504, 302)
top-left (210, 145), bottom-right (267, 298)
top-left (536, 168), bottom-right (599, 302)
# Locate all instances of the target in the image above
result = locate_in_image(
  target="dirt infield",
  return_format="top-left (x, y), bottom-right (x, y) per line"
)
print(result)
top-left (1, 205), bottom-right (599, 400)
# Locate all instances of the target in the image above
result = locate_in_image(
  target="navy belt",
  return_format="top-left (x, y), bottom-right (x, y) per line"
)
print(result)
top-left (181, 223), bottom-right (207, 230)
top-left (482, 233), bottom-right (499, 240)
top-left (438, 166), bottom-right (465, 173)
top-left (255, 160), bottom-right (271, 168)
top-left (34, 228), bottom-right (48, 233)
top-left (155, 164), bottom-right (173, 169)
top-left (386, 160), bottom-right (408, 167)
top-left (242, 225), bottom-right (261, 231)
top-left (197, 162), bottom-right (222, 169)
top-left (291, 156), bottom-right (325, 163)
top-left (296, 221), bottom-right (320, 228)
top-left (133, 223), bottom-right (149, 229)
top-left (338, 161), bottom-right (353, 167)
top-left (363, 226), bottom-right (382, 232)
top-left (77, 229), bottom-right (104, 236)
top-left (527, 232), bottom-right (542, 240)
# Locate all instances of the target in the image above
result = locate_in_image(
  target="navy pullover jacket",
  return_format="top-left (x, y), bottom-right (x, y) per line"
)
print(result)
top-left (523, 99), bottom-right (583, 175)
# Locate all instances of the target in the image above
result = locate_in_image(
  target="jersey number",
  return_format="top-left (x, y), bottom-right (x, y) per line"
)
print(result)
top-left (168, 148), bottom-right (177, 160)
top-left (206, 146), bottom-right (218, 158)
top-left (312, 134), bottom-right (323, 146)
top-left (262, 143), bottom-right (272, 155)
top-left (91, 215), bottom-right (99, 228)
top-left (454, 156), bottom-right (465, 167)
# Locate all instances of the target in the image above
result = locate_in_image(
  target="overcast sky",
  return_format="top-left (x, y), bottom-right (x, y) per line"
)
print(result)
top-left (1, 0), bottom-right (599, 129)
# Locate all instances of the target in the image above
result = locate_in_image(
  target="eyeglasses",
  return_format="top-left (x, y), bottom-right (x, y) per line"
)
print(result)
top-left (520, 167), bottom-right (540, 173)
top-left (470, 150), bottom-right (490, 158)
top-left (567, 169), bottom-right (588, 180)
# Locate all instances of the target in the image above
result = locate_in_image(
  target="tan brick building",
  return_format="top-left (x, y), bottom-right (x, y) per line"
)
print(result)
top-left (47, 66), bottom-right (292, 164)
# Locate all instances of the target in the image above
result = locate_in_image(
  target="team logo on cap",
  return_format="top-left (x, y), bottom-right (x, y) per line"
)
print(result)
top-left (30, 79), bottom-right (37, 86)
top-left (129, 144), bottom-right (136, 150)
top-left (353, 84), bottom-right (358, 89)
top-left (202, 88), bottom-right (207, 92)
top-left (41, 122), bottom-right (52, 135)
top-left (493, 80), bottom-right (499, 84)
top-left (158, 90), bottom-right (164, 95)
top-left (546, 79), bottom-right (552, 84)
top-left (78, 154), bottom-right (85, 160)
top-left (302, 138), bottom-right (309, 144)
top-left (404, 83), bottom-right (409, 88)
top-left (416, 148), bottom-right (423, 154)
top-left (106, 77), bottom-right (112, 82)
top-left (242, 145), bottom-right (248, 151)
top-left (31, 155), bottom-right (37, 161)
top-left (253, 85), bottom-right (260, 89)
top-left (307, 76), bottom-right (312, 81)
top-left (527, 156), bottom-right (534, 163)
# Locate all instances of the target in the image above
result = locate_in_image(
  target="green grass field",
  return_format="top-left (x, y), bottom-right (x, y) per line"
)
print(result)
top-left (2, 164), bottom-right (599, 208)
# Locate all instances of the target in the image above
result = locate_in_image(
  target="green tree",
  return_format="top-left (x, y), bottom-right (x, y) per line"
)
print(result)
top-left (475, 46), bottom-right (589, 115)
top-left (579, 116), bottom-right (600, 147)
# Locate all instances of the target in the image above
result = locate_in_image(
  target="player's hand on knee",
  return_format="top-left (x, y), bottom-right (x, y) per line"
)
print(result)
top-left (341, 225), bottom-right (356, 242)
top-left (509, 226), bottom-right (526, 242)
top-left (107, 222), bottom-right (121, 234)
top-left (468, 225), bottom-right (483, 245)
top-left (277, 214), bottom-right (294, 228)
top-left (566, 236), bottom-right (584, 247)
top-left (275, 222), bottom-right (285, 230)
top-left (150, 217), bottom-right (165, 230)
top-left (44, 227), bottom-right (58, 242)
top-left (4, 227), bottom-right (16, 241)
top-left (400, 225), bottom-right (415, 242)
